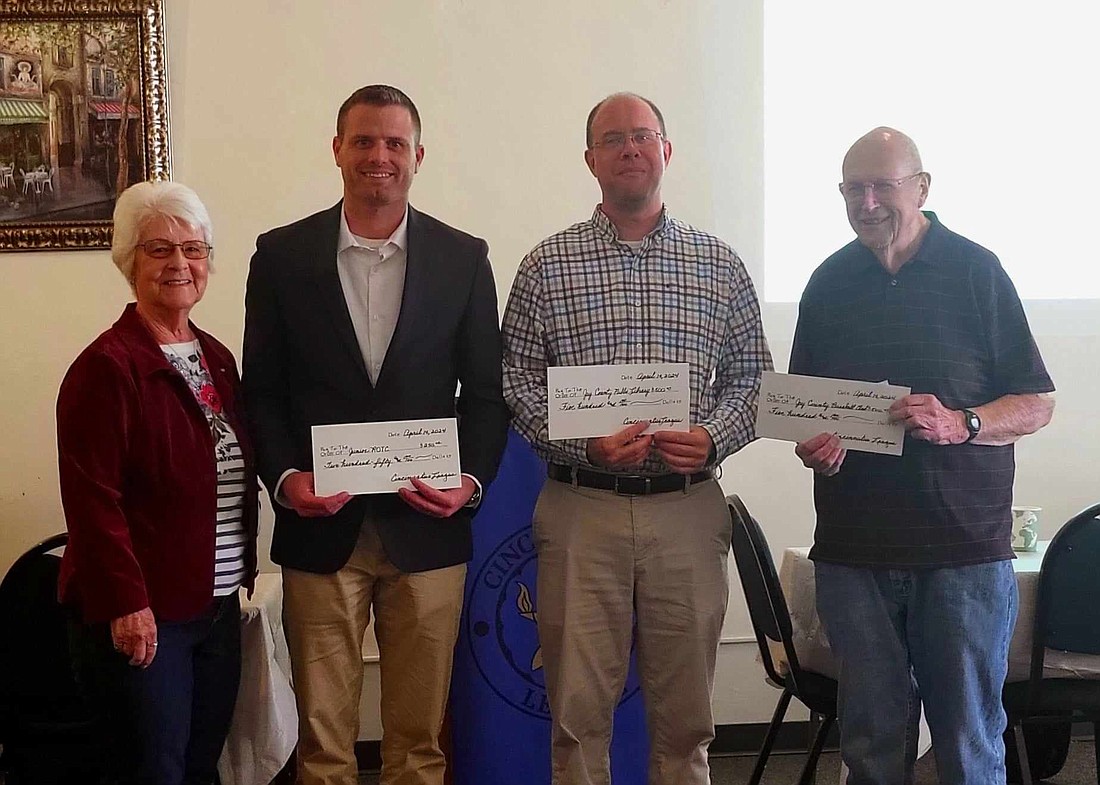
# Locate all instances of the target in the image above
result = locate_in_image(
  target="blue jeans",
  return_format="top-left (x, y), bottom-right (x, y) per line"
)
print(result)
top-left (72, 592), bottom-right (242, 785)
top-left (816, 560), bottom-right (1017, 785)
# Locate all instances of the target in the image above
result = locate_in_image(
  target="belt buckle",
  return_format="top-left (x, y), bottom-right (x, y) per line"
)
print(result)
top-left (614, 475), bottom-right (650, 496)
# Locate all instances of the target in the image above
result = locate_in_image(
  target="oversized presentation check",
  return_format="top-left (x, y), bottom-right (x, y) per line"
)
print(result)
top-left (547, 363), bottom-right (691, 441)
top-left (756, 371), bottom-right (910, 456)
top-left (311, 418), bottom-right (462, 496)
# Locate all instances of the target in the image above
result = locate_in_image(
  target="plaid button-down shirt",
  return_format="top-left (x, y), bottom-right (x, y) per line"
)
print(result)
top-left (502, 206), bottom-right (773, 473)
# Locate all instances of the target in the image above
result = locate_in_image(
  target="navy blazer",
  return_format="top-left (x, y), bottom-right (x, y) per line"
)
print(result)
top-left (242, 203), bottom-right (509, 574)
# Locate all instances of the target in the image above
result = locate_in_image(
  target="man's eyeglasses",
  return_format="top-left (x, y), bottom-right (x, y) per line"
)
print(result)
top-left (590, 130), bottom-right (664, 150)
top-left (136, 239), bottom-right (213, 260)
top-left (838, 172), bottom-right (924, 200)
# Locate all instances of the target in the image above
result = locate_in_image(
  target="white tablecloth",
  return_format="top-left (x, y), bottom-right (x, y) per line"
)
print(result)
top-left (218, 573), bottom-right (298, 785)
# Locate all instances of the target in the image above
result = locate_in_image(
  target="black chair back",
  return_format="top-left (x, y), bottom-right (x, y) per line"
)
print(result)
top-left (729, 495), bottom-right (840, 785)
top-left (1002, 504), bottom-right (1100, 784)
top-left (0, 533), bottom-right (75, 714)
top-left (0, 532), bottom-right (105, 784)
top-left (1025, 503), bottom-right (1100, 705)
top-left (1038, 503), bottom-right (1100, 654)
top-left (728, 494), bottom-right (807, 691)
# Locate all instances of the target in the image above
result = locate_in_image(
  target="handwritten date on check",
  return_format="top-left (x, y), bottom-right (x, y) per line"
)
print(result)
top-left (312, 418), bottom-right (462, 496)
top-left (756, 371), bottom-right (910, 456)
top-left (547, 363), bottom-right (691, 441)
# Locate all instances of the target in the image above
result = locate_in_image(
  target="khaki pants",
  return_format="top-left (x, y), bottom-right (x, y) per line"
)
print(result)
top-left (533, 478), bottom-right (731, 785)
top-left (282, 523), bottom-right (466, 785)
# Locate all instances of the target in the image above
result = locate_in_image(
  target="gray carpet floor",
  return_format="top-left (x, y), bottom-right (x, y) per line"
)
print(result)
top-left (359, 740), bottom-right (1097, 783)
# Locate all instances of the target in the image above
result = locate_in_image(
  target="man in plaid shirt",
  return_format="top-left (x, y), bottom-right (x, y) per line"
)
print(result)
top-left (501, 92), bottom-right (772, 785)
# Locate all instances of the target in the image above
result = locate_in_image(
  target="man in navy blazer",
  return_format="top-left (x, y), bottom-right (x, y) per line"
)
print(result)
top-left (242, 85), bottom-right (508, 785)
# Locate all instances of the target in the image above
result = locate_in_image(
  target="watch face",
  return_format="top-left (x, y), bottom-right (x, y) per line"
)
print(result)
top-left (965, 410), bottom-right (981, 434)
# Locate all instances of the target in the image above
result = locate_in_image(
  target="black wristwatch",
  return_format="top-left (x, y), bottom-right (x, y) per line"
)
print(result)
top-left (961, 408), bottom-right (981, 442)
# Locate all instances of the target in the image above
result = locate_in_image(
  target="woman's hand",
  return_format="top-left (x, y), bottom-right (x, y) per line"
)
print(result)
top-left (110, 607), bottom-right (159, 668)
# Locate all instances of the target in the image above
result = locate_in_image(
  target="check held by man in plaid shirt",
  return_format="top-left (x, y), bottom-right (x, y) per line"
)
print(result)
top-left (500, 92), bottom-right (773, 785)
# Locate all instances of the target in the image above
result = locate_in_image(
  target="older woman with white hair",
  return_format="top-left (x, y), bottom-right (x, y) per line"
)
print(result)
top-left (56, 180), bottom-right (258, 785)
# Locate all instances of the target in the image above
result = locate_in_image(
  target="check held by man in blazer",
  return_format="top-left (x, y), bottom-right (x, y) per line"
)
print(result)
top-left (242, 85), bottom-right (508, 785)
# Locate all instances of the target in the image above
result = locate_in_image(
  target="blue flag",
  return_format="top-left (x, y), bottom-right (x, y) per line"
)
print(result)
top-left (450, 429), bottom-right (649, 784)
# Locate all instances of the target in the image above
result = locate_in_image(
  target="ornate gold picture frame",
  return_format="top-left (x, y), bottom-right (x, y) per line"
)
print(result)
top-left (0, 0), bottom-right (169, 251)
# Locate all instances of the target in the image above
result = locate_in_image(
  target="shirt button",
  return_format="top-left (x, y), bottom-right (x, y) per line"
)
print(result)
top-left (890, 279), bottom-right (898, 286)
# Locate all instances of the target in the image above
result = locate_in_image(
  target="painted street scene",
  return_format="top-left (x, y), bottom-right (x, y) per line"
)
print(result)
top-left (0, 19), bottom-right (144, 223)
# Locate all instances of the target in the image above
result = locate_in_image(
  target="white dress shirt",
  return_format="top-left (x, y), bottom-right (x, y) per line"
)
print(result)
top-left (336, 208), bottom-right (408, 385)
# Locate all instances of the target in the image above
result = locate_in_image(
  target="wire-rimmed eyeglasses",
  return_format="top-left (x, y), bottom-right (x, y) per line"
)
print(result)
top-left (838, 172), bottom-right (924, 200)
top-left (136, 239), bottom-right (213, 260)
top-left (590, 129), bottom-right (664, 150)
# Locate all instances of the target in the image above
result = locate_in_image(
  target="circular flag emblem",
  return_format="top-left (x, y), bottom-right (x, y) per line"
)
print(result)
top-left (466, 525), bottom-right (641, 719)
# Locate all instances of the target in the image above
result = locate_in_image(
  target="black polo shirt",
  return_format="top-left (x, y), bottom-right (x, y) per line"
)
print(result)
top-left (789, 213), bottom-right (1054, 568)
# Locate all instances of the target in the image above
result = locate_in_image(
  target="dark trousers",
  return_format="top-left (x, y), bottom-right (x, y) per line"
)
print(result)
top-left (71, 592), bottom-right (242, 785)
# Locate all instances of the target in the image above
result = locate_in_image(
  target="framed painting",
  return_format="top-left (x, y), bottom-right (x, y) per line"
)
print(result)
top-left (0, 0), bottom-right (169, 251)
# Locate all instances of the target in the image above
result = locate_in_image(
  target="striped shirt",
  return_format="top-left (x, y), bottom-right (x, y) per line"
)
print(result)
top-left (789, 214), bottom-right (1055, 568)
top-left (502, 206), bottom-right (773, 473)
top-left (162, 341), bottom-right (248, 595)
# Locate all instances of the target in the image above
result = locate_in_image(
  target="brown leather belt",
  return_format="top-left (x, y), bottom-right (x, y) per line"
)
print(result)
top-left (547, 463), bottom-right (713, 495)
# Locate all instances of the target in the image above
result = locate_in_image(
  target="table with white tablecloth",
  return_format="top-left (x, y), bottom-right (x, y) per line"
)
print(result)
top-left (217, 573), bottom-right (298, 785)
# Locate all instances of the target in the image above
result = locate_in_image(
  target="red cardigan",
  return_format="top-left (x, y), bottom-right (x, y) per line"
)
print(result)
top-left (57, 304), bottom-right (259, 624)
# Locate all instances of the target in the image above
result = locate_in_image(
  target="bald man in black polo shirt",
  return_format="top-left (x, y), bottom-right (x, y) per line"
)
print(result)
top-left (789, 127), bottom-right (1055, 785)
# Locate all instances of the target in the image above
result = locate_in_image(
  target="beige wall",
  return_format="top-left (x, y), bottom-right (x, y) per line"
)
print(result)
top-left (1, 1), bottom-right (1094, 733)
